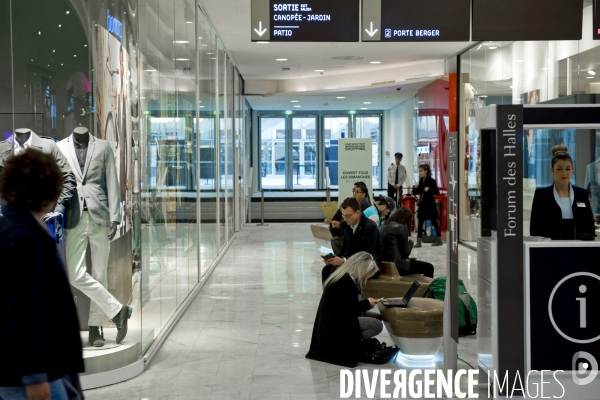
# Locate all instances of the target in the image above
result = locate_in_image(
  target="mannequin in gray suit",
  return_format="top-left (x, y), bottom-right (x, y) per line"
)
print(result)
top-left (0, 128), bottom-right (76, 220)
top-left (58, 127), bottom-right (132, 347)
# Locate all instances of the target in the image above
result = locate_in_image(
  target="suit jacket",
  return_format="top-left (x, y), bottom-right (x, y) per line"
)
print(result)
top-left (530, 184), bottom-right (595, 240)
top-left (339, 213), bottom-right (383, 268)
top-left (0, 205), bottom-right (84, 386)
top-left (306, 273), bottom-right (371, 368)
top-left (57, 134), bottom-right (121, 229)
top-left (0, 132), bottom-right (76, 212)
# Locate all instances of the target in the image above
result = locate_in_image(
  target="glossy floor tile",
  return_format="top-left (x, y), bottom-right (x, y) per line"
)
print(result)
top-left (85, 223), bottom-right (481, 400)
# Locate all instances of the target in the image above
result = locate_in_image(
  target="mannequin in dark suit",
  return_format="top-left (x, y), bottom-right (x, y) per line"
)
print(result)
top-left (530, 145), bottom-right (595, 240)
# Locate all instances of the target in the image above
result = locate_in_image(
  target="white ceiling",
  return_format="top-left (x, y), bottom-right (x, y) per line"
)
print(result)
top-left (246, 79), bottom-right (433, 110)
top-left (199, 0), bottom-right (473, 81)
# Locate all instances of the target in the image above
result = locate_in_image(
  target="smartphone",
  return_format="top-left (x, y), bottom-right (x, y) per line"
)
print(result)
top-left (321, 253), bottom-right (335, 260)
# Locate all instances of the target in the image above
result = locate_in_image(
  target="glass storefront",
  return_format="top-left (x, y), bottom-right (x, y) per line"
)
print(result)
top-left (459, 4), bottom-right (600, 243)
top-left (0, 0), bottom-right (245, 387)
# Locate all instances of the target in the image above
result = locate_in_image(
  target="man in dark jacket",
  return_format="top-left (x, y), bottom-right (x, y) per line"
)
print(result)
top-left (322, 197), bottom-right (383, 283)
top-left (0, 149), bottom-right (84, 400)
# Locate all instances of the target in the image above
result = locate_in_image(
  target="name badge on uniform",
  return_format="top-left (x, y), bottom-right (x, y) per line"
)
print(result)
top-left (577, 202), bottom-right (586, 207)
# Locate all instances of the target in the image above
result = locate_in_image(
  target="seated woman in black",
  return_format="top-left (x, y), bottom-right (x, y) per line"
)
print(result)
top-left (380, 207), bottom-right (435, 278)
top-left (306, 252), bottom-right (382, 368)
top-left (530, 145), bottom-right (595, 240)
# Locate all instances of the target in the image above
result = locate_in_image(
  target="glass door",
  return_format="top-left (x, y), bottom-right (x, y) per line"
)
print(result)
top-left (323, 116), bottom-right (349, 189)
top-left (292, 116), bottom-right (317, 189)
top-left (355, 115), bottom-right (382, 188)
top-left (260, 116), bottom-right (287, 189)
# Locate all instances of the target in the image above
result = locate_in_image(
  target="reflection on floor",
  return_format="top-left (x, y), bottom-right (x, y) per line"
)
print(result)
top-left (85, 223), bottom-right (481, 400)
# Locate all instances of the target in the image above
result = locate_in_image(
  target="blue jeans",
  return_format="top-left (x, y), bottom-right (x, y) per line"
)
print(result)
top-left (0, 378), bottom-right (68, 400)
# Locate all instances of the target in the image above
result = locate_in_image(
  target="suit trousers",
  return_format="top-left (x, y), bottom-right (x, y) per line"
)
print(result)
top-left (65, 212), bottom-right (122, 326)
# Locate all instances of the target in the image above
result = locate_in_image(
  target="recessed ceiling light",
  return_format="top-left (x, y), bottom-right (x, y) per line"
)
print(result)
top-left (293, 105), bottom-right (301, 108)
top-left (38, 31), bottom-right (41, 35)
top-left (363, 102), bottom-right (371, 104)
top-left (186, 21), bottom-right (193, 24)
top-left (74, 54), bottom-right (77, 57)
top-left (586, 76), bottom-right (595, 79)
top-left (479, 95), bottom-right (488, 98)
top-left (276, 58), bottom-right (288, 61)
top-left (488, 47), bottom-right (498, 50)
top-left (257, 41), bottom-right (270, 44)
top-left (175, 58), bottom-right (189, 61)
top-left (290, 100), bottom-right (299, 102)
top-left (361, 107), bottom-right (368, 110)
top-left (211, 58), bottom-right (216, 60)
top-left (144, 69), bottom-right (156, 72)
top-left (418, 101), bottom-right (425, 103)
top-left (199, 106), bottom-right (205, 108)
top-left (588, 70), bottom-right (596, 75)
top-left (370, 61), bottom-right (381, 64)
top-left (58, 24), bottom-right (62, 28)
top-left (198, 37), bottom-right (203, 39)
top-left (336, 96), bottom-right (345, 99)
top-left (84, 44), bottom-right (87, 47)
top-left (315, 69), bottom-right (325, 72)
top-left (174, 40), bottom-right (189, 43)
top-left (53, 50), bottom-right (55, 53)
top-left (66, 11), bottom-right (70, 14)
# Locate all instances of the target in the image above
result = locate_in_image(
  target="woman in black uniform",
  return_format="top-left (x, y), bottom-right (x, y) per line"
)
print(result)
top-left (530, 145), bottom-right (595, 240)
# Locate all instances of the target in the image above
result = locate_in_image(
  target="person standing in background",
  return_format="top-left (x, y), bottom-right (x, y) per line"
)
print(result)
top-left (413, 164), bottom-right (442, 247)
top-left (387, 152), bottom-right (407, 204)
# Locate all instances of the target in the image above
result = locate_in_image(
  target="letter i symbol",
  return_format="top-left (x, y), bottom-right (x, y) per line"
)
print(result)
top-left (576, 285), bottom-right (587, 328)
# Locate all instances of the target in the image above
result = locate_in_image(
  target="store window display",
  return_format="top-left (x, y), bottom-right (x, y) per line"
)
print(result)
top-left (0, 128), bottom-right (76, 226)
top-left (58, 127), bottom-right (133, 347)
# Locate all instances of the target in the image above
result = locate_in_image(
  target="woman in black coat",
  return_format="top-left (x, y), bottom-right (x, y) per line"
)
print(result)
top-left (0, 149), bottom-right (84, 400)
top-left (380, 207), bottom-right (435, 278)
top-left (412, 164), bottom-right (442, 247)
top-left (530, 145), bottom-right (595, 240)
top-left (306, 252), bottom-right (382, 368)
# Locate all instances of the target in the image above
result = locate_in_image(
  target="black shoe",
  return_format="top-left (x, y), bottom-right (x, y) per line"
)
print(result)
top-left (112, 306), bottom-right (133, 344)
top-left (89, 326), bottom-right (105, 347)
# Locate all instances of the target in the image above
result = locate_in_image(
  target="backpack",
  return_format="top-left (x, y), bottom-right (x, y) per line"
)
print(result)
top-left (359, 338), bottom-right (399, 364)
top-left (427, 277), bottom-right (478, 336)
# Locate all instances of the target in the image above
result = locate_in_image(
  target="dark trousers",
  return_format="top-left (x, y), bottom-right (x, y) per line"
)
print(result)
top-left (322, 264), bottom-right (336, 284)
top-left (397, 259), bottom-right (435, 278)
top-left (387, 184), bottom-right (403, 204)
top-left (417, 218), bottom-right (441, 238)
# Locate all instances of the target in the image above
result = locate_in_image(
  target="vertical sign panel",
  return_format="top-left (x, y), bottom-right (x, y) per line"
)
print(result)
top-left (361, 0), bottom-right (381, 42)
top-left (338, 139), bottom-right (372, 205)
top-left (495, 105), bottom-right (524, 388)
top-left (595, 0), bottom-right (600, 40)
top-left (444, 131), bottom-right (459, 372)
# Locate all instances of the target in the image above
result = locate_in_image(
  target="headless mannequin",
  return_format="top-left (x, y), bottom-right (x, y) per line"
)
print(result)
top-left (73, 126), bottom-right (118, 240)
top-left (14, 128), bottom-right (32, 147)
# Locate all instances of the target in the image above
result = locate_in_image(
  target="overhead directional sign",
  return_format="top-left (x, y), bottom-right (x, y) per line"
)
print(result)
top-left (472, 0), bottom-right (582, 41)
top-left (362, 0), bottom-right (470, 42)
top-left (251, 0), bottom-right (359, 42)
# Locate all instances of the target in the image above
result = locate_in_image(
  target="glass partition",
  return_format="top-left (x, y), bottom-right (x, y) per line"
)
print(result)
top-left (459, 6), bottom-right (600, 243)
top-left (355, 115), bottom-right (382, 188)
top-left (324, 116), bottom-right (349, 188)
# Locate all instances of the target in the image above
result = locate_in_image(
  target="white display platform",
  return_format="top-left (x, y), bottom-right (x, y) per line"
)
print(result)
top-left (80, 327), bottom-right (154, 376)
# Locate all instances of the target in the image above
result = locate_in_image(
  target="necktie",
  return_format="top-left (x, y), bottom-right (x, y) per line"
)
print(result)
top-left (395, 166), bottom-right (399, 184)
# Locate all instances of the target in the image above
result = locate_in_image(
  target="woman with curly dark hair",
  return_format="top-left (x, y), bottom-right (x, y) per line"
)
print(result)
top-left (412, 164), bottom-right (442, 247)
top-left (0, 148), bottom-right (84, 400)
top-left (381, 207), bottom-right (435, 277)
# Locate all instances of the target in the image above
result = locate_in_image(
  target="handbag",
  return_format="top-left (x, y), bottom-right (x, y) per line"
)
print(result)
top-left (359, 338), bottom-right (399, 364)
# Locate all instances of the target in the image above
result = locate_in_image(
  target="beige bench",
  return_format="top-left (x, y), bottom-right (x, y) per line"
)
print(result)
top-left (310, 223), bottom-right (333, 245)
top-left (378, 297), bottom-right (444, 356)
top-left (362, 261), bottom-right (433, 300)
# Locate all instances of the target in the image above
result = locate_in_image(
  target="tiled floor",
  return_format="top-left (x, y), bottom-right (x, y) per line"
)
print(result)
top-left (84, 223), bottom-right (481, 400)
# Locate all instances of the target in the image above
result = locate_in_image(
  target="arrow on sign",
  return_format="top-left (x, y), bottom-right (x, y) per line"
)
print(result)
top-left (365, 22), bottom-right (378, 37)
top-left (254, 21), bottom-right (267, 36)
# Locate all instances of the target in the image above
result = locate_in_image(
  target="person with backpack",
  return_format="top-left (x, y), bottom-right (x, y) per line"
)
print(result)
top-left (307, 252), bottom-right (382, 368)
